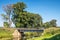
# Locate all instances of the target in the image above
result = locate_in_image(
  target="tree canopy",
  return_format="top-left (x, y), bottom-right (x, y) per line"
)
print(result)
top-left (43, 19), bottom-right (57, 28)
top-left (12, 2), bottom-right (43, 28)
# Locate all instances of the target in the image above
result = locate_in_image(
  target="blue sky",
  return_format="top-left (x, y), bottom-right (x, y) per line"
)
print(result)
top-left (0, 0), bottom-right (60, 26)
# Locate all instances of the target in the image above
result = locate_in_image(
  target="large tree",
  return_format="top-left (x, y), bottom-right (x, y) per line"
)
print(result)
top-left (12, 2), bottom-right (43, 28)
top-left (1, 5), bottom-right (12, 27)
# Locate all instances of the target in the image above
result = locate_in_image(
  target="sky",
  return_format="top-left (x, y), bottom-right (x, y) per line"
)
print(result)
top-left (0, 0), bottom-right (60, 27)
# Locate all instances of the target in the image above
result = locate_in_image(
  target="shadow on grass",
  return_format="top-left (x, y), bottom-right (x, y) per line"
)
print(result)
top-left (43, 34), bottom-right (60, 40)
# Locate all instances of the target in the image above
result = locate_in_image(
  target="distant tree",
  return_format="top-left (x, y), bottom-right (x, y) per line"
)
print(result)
top-left (12, 2), bottom-right (43, 28)
top-left (43, 19), bottom-right (57, 28)
top-left (1, 5), bottom-right (12, 27)
top-left (50, 19), bottom-right (57, 27)
top-left (43, 22), bottom-right (50, 28)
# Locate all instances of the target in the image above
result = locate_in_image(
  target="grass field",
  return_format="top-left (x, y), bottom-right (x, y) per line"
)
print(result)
top-left (0, 28), bottom-right (15, 40)
top-left (27, 27), bottom-right (60, 40)
top-left (0, 27), bottom-right (60, 40)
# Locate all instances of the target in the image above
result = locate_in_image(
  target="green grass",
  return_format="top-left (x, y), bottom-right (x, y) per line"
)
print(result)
top-left (43, 34), bottom-right (60, 40)
top-left (27, 27), bottom-right (60, 40)
top-left (0, 28), bottom-right (15, 40)
top-left (0, 27), bottom-right (60, 40)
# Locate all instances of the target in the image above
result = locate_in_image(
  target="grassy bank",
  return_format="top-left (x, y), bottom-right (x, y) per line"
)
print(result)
top-left (27, 27), bottom-right (60, 40)
top-left (0, 28), bottom-right (15, 40)
top-left (0, 27), bottom-right (60, 40)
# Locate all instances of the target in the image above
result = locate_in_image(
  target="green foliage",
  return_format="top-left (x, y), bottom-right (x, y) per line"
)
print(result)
top-left (1, 14), bottom-right (9, 21)
top-left (24, 32), bottom-right (42, 39)
top-left (1, 5), bottom-right (12, 27)
top-left (43, 22), bottom-right (50, 28)
top-left (12, 2), bottom-right (26, 12)
top-left (12, 2), bottom-right (43, 28)
top-left (43, 19), bottom-right (57, 28)
top-left (12, 12), bottom-right (43, 28)
top-left (49, 19), bottom-right (57, 27)
top-left (3, 22), bottom-right (9, 28)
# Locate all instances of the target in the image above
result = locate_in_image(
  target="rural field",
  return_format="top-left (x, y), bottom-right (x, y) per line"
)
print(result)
top-left (0, 0), bottom-right (60, 40)
top-left (0, 27), bottom-right (60, 40)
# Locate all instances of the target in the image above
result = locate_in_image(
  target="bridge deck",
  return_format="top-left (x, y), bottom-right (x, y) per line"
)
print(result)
top-left (17, 28), bottom-right (44, 32)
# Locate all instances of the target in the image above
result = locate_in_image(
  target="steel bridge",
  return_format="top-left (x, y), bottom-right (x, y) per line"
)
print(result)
top-left (17, 28), bottom-right (44, 32)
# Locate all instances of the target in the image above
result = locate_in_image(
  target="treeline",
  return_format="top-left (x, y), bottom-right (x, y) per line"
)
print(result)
top-left (1, 2), bottom-right (57, 28)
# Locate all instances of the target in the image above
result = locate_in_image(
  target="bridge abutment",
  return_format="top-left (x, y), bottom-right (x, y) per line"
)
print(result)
top-left (12, 30), bottom-right (25, 40)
